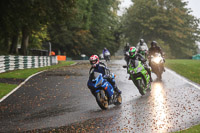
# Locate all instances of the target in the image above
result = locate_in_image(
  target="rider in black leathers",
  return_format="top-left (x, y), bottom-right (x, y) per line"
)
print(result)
top-left (148, 41), bottom-right (165, 71)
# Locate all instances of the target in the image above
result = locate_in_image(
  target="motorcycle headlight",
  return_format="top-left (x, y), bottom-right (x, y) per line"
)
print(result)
top-left (153, 57), bottom-right (161, 64)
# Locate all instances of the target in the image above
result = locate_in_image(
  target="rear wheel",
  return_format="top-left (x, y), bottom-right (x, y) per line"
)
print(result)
top-left (96, 90), bottom-right (108, 110)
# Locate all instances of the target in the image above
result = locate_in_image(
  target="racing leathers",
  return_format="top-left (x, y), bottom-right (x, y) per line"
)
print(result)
top-left (136, 42), bottom-right (149, 55)
top-left (87, 62), bottom-right (121, 96)
top-left (127, 53), bottom-right (152, 82)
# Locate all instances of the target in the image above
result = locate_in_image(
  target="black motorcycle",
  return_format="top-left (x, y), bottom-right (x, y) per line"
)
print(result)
top-left (150, 53), bottom-right (164, 80)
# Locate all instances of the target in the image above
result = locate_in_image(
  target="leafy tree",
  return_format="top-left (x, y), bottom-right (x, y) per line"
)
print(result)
top-left (90, 0), bottom-right (121, 55)
top-left (0, 0), bottom-right (121, 57)
top-left (122, 0), bottom-right (200, 58)
top-left (48, 0), bottom-right (121, 57)
top-left (0, 0), bottom-right (76, 55)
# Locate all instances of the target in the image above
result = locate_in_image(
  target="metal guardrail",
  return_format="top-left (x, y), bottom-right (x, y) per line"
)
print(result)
top-left (0, 55), bottom-right (58, 73)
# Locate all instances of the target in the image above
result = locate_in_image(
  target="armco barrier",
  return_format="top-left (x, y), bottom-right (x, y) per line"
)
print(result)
top-left (0, 55), bottom-right (58, 73)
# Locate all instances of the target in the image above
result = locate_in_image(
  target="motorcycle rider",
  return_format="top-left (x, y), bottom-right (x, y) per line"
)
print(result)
top-left (124, 43), bottom-right (130, 63)
top-left (136, 39), bottom-right (148, 58)
top-left (124, 43), bottom-right (130, 53)
top-left (87, 55), bottom-right (121, 96)
top-left (148, 41), bottom-right (165, 71)
top-left (102, 47), bottom-right (110, 59)
top-left (127, 47), bottom-right (153, 82)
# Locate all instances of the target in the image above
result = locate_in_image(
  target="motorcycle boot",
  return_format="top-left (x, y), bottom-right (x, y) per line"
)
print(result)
top-left (146, 67), bottom-right (153, 82)
top-left (114, 87), bottom-right (121, 94)
top-left (109, 78), bottom-right (122, 94)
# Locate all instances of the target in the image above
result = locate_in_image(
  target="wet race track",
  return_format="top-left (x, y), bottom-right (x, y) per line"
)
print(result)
top-left (0, 60), bottom-right (200, 132)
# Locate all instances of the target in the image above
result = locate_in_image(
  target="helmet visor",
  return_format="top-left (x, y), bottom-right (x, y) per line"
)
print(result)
top-left (90, 60), bottom-right (97, 65)
top-left (130, 52), bottom-right (135, 57)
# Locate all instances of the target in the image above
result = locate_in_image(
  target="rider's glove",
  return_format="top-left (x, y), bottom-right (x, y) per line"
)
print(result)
top-left (103, 75), bottom-right (109, 79)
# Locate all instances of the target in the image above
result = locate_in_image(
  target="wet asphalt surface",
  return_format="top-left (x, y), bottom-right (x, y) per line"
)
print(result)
top-left (0, 60), bottom-right (200, 132)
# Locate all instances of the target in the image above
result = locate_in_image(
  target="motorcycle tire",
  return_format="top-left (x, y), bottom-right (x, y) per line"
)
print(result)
top-left (135, 79), bottom-right (146, 95)
top-left (114, 94), bottom-right (122, 105)
top-left (157, 73), bottom-right (162, 80)
top-left (157, 67), bottom-right (162, 80)
top-left (96, 90), bottom-right (108, 110)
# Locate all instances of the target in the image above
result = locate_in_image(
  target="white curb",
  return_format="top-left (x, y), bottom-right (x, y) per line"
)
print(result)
top-left (166, 68), bottom-right (200, 90)
top-left (0, 70), bottom-right (46, 103)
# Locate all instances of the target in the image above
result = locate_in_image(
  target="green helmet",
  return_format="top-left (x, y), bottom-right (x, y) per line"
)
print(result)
top-left (129, 47), bottom-right (136, 58)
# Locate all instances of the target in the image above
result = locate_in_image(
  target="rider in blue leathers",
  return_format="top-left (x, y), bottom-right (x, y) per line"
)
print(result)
top-left (102, 47), bottom-right (110, 58)
top-left (87, 55), bottom-right (121, 96)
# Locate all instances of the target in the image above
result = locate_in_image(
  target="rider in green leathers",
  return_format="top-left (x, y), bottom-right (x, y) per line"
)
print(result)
top-left (127, 47), bottom-right (153, 82)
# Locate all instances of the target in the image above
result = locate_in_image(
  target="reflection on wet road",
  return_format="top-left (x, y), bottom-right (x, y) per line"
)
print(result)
top-left (0, 60), bottom-right (199, 132)
top-left (152, 82), bottom-right (169, 132)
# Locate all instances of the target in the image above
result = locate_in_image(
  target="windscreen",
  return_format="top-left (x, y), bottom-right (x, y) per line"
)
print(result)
top-left (93, 72), bottom-right (102, 79)
top-left (130, 59), bottom-right (139, 68)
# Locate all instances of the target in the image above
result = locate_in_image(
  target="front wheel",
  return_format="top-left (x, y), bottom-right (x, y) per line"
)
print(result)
top-left (157, 72), bottom-right (162, 80)
top-left (135, 79), bottom-right (146, 95)
top-left (156, 66), bottom-right (163, 80)
top-left (114, 94), bottom-right (122, 105)
top-left (96, 90), bottom-right (108, 110)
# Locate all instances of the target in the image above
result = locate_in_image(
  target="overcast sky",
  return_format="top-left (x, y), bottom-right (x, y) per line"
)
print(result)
top-left (118, 0), bottom-right (200, 19)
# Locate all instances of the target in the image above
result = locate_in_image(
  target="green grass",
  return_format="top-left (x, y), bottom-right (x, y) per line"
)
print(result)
top-left (0, 61), bottom-right (75, 79)
top-left (165, 59), bottom-right (200, 84)
top-left (0, 83), bottom-right (18, 98)
top-left (175, 124), bottom-right (200, 133)
top-left (0, 61), bottom-right (75, 99)
top-left (166, 59), bottom-right (200, 133)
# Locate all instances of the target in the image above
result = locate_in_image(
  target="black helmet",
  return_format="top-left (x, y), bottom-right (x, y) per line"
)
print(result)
top-left (151, 41), bottom-right (157, 47)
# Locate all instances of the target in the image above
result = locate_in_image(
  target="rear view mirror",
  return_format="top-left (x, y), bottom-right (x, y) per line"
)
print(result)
top-left (123, 65), bottom-right (127, 68)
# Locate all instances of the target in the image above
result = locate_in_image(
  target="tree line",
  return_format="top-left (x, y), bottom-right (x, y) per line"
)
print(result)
top-left (122, 0), bottom-right (200, 58)
top-left (0, 0), bottom-right (199, 58)
top-left (0, 0), bottom-right (121, 57)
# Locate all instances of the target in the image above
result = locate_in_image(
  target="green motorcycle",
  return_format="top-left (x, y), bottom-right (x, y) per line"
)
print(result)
top-left (123, 59), bottom-right (151, 95)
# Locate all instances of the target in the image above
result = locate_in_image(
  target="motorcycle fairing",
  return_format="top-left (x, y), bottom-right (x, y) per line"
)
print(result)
top-left (91, 72), bottom-right (114, 98)
top-left (128, 60), bottom-right (150, 86)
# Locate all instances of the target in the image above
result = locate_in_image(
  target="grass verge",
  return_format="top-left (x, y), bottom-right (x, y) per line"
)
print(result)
top-left (0, 61), bottom-right (75, 99)
top-left (175, 124), bottom-right (200, 133)
top-left (166, 59), bottom-right (200, 132)
top-left (165, 59), bottom-right (200, 84)
top-left (0, 61), bottom-right (75, 79)
top-left (0, 83), bottom-right (18, 98)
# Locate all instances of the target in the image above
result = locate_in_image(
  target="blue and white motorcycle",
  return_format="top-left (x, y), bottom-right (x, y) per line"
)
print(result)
top-left (88, 72), bottom-right (122, 110)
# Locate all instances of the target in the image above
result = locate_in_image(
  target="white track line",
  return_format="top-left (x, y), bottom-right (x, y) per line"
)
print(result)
top-left (166, 68), bottom-right (200, 90)
top-left (0, 70), bottom-right (47, 103)
top-left (0, 62), bottom-right (78, 103)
